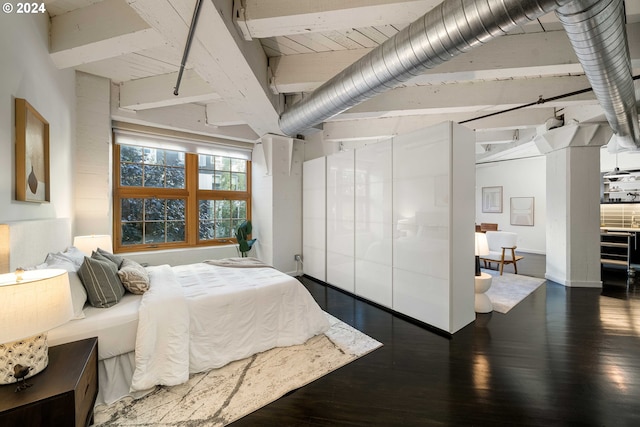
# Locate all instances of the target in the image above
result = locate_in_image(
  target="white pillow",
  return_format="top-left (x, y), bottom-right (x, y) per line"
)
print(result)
top-left (38, 256), bottom-right (87, 320)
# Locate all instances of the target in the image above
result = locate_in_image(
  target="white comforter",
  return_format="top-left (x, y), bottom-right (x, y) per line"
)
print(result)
top-left (131, 263), bottom-right (329, 392)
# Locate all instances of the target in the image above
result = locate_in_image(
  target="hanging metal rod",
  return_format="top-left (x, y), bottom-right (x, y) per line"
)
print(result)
top-left (174, 0), bottom-right (203, 96)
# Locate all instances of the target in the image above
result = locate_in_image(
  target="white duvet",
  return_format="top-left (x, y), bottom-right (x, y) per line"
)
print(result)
top-left (131, 263), bottom-right (329, 392)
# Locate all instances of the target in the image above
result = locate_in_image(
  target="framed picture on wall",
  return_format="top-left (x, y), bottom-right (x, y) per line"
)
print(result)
top-left (482, 186), bottom-right (502, 213)
top-left (511, 197), bottom-right (535, 226)
top-left (15, 98), bottom-right (50, 203)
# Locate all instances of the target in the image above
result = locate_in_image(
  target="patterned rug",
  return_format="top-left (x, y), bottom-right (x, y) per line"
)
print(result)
top-left (483, 269), bottom-right (546, 314)
top-left (93, 314), bottom-right (382, 426)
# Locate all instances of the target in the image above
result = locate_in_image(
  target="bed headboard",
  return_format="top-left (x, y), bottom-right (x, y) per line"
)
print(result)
top-left (1, 218), bottom-right (72, 272)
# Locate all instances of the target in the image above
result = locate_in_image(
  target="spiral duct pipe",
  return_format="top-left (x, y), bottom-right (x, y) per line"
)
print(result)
top-left (557, 0), bottom-right (639, 148)
top-left (278, 0), bottom-right (639, 149)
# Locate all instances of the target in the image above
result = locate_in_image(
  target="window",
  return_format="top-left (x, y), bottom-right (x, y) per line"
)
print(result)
top-left (114, 143), bottom-right (251, 253)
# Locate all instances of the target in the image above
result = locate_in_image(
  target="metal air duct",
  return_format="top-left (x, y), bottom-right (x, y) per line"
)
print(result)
top-left (557, 0), bottom-right (640, 149)
top-left (278, 0), bottom-right (639, 150)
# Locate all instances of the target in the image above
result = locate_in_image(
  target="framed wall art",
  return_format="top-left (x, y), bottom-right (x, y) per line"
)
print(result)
top-left (15, 98), bottom-right (50, 203)
top-left (511, 197), bottom-right (535, 226)
top-left (482, 186), bottom-right (502, 213)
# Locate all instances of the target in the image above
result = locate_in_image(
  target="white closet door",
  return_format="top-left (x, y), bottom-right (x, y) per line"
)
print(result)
top-left (326, 150), bottom-right (355, 292)
top-left (355, 140), bottom-right (393, 307)
top-left (392, 123), bottom-right (452, 329)
top-left (302, 157), bottom-right (326, 281)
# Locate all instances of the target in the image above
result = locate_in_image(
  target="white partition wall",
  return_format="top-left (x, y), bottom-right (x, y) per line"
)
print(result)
top-left (354, 140), bottom-right (393, 307)
top-left (326, 150), bottom-right (356, 292)
top-left (392, 122), bottom-right (475, 332)
top-left (302, 157), bottom-right (326, 281)
top-left (302, 122), bottom-right (475, 334)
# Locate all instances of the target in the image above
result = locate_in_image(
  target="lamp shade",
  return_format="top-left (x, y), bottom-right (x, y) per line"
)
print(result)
top-left (0, 269), bottom-right (73, 344)
top-left (475, 232), bottom-right (489, 256)
top-left (73, 234), bottom-right (113, 255)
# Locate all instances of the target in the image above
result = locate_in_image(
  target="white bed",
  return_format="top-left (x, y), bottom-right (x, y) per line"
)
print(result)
top-left (4, 219), bottom-right (329, 406)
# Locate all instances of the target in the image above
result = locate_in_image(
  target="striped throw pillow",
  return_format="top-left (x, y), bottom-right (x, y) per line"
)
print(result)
top-left (78, 256), bottom-right (125, 308)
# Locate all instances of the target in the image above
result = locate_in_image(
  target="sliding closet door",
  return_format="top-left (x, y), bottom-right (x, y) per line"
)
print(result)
top-left (326, 150), bottom-right (355, 293)
top-left (391, 122), bottom-right (475, 333)
top-left (302, 157), bottom-right (326, 282)
top-left (354, 141), bottom-right (393, 307)
top-left (392, 123), bottom-right (452, 330)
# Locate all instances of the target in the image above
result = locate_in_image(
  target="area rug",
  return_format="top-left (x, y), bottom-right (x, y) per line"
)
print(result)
top-left (93, 313), bottom-right (382, 426)
top-left (483, 270), bottom-right (546, 314)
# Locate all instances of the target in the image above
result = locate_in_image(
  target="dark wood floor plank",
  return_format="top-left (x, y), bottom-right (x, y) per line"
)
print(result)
top-left (231, 265), bottom-right (640, 426)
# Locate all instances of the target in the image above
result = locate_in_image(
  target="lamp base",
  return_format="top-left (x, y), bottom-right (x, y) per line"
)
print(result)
top-left (0, 333), bottom-right (48, 385)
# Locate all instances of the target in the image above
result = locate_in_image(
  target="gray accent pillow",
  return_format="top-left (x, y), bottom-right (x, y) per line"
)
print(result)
top-left (78, 256), bottom-right (125, 308)
top-left (96, 248), bottom-right (124, 269)
top-left (117, 259), bottom-right (150, 294)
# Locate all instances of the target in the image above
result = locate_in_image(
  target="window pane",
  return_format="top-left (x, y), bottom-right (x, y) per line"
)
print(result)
top-left (166, 222), bottom-right (185, 242)
top-left (166, 151), bottom-right (185, 167)
top-left (121, 164), bottom-right (142, 187)
top-left (121, 146), bottom-right (143, 163)
top-left (231, 173), bottom-right (246, 191)
top-left (167, 199), bottom-right (185, 221)
top-left (199, 200), bottom-right (215, 221)
top-left (198, 170), bottom-right (215, 190)
top-left (215, 200), bottom-right (231, 219)
top-left (145, 222), bottom-right (165, 243)
top-left (199, 220), bottom-right (215, 240)
top-left (121, 198), bottom-right (143, 221)
top-left (144, 165), bottom-right (165, 187)
top-left (214, 156), bottom-right (230, 171)
top-left (145, 198), bottom-right (165, 221)
top-left (215, 220), bottom-right (231, 238)
top-left (121, 222), bottom-right (143, 245)
top-left (144, 148), bottom-right (164, 165)
top-left (166, 167), bottom-right (185, 188)
top-left (215, 172), bottom-right (231, 190)
top-left (230, 158), bottom-right (246, 173)
top-left (231, 200), bottom-right (246, 219)
top-left (199, 155), bottom-right (214, 170)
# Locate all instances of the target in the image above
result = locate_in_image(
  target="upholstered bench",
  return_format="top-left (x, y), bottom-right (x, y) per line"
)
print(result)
top-left (479, 231), bottom-right (523, 275)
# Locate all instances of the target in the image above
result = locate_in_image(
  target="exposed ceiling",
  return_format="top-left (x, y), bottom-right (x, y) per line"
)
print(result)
top-left (44, 0), bottom-right (640, 161)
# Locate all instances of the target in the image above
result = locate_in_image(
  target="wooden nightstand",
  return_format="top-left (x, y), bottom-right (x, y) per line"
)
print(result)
top-left (0, 337), bottom-right (98, 427)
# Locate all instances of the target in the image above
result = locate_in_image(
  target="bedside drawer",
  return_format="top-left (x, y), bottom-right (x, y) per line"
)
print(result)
top-left (75, 341), bottom-right (98, 427)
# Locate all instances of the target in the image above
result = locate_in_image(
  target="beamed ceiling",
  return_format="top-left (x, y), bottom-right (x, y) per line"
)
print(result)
top-left (44, 0), bottom-right (640, 161)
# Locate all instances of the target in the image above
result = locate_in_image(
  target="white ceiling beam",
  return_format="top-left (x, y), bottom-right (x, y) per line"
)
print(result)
top-left (338, 76), bottom-right (597, 120)
top-left (127, 0), bottom-right (281, 136)
top-left (270, 24), bottom-right (640, 94)
top-left (111, 84), bottom-right (258, 142)
top-left (50, 0), bottom-right (165, 69)
top-left (234, 0), bottom-right (440, 40)
top-left (205, 101), bottom-right (246, 127)
top-left (322, 109), bottom-right (558, 141)
top-left (119, 70), bottom-right (220, 110)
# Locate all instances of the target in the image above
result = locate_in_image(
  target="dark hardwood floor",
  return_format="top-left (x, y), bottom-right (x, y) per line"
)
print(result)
top-left (232, 259), bottom-right (640, 426)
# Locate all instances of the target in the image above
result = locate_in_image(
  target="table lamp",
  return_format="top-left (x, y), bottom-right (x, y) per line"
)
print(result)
top-left (475, 232), bottom-right (489, 276)
top-left (0, 269), bottom-right (73, 389)
top-left (73, 234), bottom-right (113, 255)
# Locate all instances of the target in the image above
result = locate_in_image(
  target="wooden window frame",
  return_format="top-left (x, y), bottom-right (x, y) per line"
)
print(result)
top-left (113, 144), bottom-right (251, 253)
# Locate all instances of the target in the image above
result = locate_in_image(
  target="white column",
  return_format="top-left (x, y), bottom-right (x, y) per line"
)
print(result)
top-left (536, 124), bottom-right (612, 287)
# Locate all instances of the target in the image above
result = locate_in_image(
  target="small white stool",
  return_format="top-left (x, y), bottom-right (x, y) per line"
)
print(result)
top-left (474, 272), bottom-right (493, 313)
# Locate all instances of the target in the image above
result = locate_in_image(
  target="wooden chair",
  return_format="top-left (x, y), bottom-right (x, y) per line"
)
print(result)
top-left (479, 231), bottom-right (524, 275)
top-left (480, 223), bottom-right (498, 232)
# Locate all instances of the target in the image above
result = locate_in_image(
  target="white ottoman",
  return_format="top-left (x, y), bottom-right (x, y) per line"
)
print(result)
top-left (474, 272), bottom-right (493, 313)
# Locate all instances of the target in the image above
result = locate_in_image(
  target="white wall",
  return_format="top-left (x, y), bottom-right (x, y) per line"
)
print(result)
top-left (475, 156), bottom-right (546, 254)
top-left (74, 72), bottom-right (112, 237)
top-left (0, 11), bottom-right (75, 223)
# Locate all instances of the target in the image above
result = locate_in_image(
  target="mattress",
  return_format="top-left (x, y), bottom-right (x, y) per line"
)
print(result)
top-left (48, 293), bottom-right (141, 360)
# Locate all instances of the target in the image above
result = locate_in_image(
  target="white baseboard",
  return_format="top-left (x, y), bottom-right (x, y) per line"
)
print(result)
top-left (545, 272), bottom-right (602, 288)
